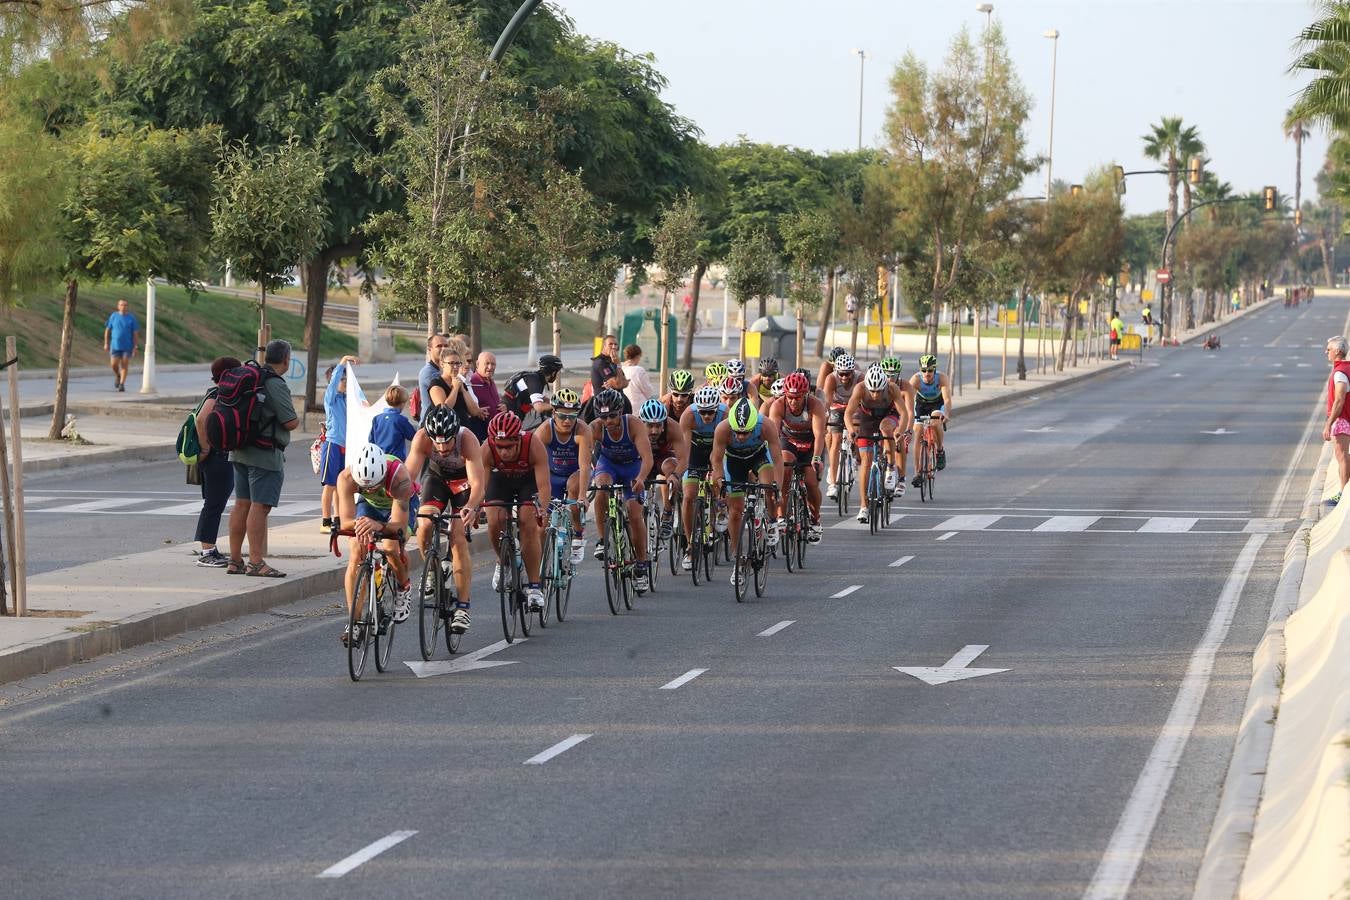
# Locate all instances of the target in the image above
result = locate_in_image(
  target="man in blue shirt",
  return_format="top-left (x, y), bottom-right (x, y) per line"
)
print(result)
top-left (103, 298), bottom-right (139, 392)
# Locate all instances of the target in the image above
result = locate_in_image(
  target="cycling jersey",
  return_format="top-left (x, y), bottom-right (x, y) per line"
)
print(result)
top-left (357, 454), bottom-right (417, 527)
top-left (777, 397), bottom-right (816, 454)
top-left (854, 390), bottom-right (899, 449)
top-left (594, 415), bottom-right (644, 500)
top-left (418, 433), bottom-right (470, 514)
top-left (915, 375), bottom-right (945, 415)
top-left (827, 373), bottom-right (856, 431)
top-left (485, 432), bottom-right (538, 507)
top-left (544, 423), bottom-right (580, 498)
top-left (723, 421), bottom-right (772, 488)
top-left (649, 419), bottom-right (676, 465)
top-left (685, 404), bottom-right (725, 478)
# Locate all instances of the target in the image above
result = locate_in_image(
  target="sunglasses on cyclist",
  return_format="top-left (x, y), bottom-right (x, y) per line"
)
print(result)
top-left (672, 392), bottom-right (693, 400)
top-left (599, 412), bottom-right (621, 420)
top-left (920, 367), bottom-right (937, 374)
top-left (553, 412), bottom-right (579, 421)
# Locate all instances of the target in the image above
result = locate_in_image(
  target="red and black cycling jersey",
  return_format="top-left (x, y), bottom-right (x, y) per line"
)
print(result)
top-left (489, 431), bottom-right (534, 476)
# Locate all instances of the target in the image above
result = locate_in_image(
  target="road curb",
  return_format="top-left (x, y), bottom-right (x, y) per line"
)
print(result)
top-left (23, 443), bottom-right (173, 476)
top-left (1193, 440), bottom-right (1332, 899)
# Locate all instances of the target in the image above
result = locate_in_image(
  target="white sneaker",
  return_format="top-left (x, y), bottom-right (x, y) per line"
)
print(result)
top-left (492, 564), bottom-right (503, 592)
top-left (856, 508), bottom-right (869, 524)
top-left (770, 519), bottom-right (785, 543)
top-left (450, 607), bottom-right (470, 634)
top-left (393, 586), bottom-right (413, 623)
top-left (826, 483), bottom-right (838, 500)
top-left (885, 470), bottom-right (898, 492)
top-left (526, 586), bottom-right (545, 611)
top-left (570, 539), bottom-right (585, 565)
top-left (808, 523), bottom-right (823, 543)
top-left (894, 482), bottom-right (906, 499)
top-left (681, 551), bottom-right (693, 571)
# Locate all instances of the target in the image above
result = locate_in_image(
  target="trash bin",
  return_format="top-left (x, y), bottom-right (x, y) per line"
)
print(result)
top-left (748, 315), bottom-right (798, 370)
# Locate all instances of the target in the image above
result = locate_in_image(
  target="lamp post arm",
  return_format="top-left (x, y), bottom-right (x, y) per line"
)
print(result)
top-left (1160, 196), bottom-right (1251, 264)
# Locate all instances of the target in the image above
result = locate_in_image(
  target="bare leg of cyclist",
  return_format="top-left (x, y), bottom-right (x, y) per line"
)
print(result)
top-left (681, 478), bottom-right (698, 545)
top-left (344, 541), bottom-right (368, 619)
top-left (628, 497), bottom-right (648, 562)
top-left (826, 430), bottom-right (841, 488)
top-left (726, 494), bottom-right (746, 555)
top-left (519, 505), bottom-right (543, 585)
top-left (856, 445), bottom-right (874, 515)
top-left (450, 527), bottom-right (472, 606)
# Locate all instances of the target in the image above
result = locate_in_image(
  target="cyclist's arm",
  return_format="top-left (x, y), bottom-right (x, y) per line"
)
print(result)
top-left (671, 419), bottom-right (690, 473)
top-left (527, 434), bottom-right (551, 510)
top-left (462, 432), bottom-right (486, 517)
top-left (385, 471), bottom-right (412, 534)
top-left (762, 419), bottom-right (785, 483)
top-left (576, 427), bottom-right (593, 489)
top-left (940, 374), bottom-right (953, 417)
top-left (816, 363), bottom-right (831, 395)
top-left (843, 384), bottom-right (863, 437)
top-left (810, 398), bottom-right (827, 458)
top-left (335, 470), bottom-right (359, 532)
top-left (709, 425), bottom-right (729, 485)
top-left (631, 415), bottom-right (653, 488)
top-left (404, 430), bottom-right (429, 483)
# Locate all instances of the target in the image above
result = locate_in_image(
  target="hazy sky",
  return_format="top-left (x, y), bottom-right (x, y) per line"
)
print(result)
top-left (555, 0), bottom-right (1329, 215)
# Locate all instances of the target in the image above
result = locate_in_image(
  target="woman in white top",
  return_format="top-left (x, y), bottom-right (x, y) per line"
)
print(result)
top-left (621, 343), bottom-right (656, 410)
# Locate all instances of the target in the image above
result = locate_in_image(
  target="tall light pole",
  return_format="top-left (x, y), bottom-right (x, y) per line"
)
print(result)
top-left (851, 48), bottom-right (867, 150)
top-left (976, 3), bottom-right (993, 29)
top-left (1043, 29), bottom-right (1059, 200)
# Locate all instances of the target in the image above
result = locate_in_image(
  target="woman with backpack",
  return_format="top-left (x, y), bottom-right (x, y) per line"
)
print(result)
top-left (191, 356), bottom-right (242, 567)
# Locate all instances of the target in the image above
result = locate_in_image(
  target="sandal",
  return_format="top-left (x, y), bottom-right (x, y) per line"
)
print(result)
top-left (245, 561), bottom-right (287, 578)
top-left (227, 558), bottom-right (246, 575)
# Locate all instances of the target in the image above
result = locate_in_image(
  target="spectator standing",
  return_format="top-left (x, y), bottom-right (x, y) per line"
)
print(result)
top-left (590, 334), bottom-right (628, 397)
top-left (191, 356), bottom-right (242, 567)
top-left (370, 385), bottom-right (417, 460)
top-left (467, 351), bottom-right (500, 440)
top-left (320, 356), bottom-right (357, 532)
top-left (1324, 335), bottom-right (1350, 505)
top-left (417, 333), bottom-right (451, 421)
top-left (621, 344), bottom-right (655, 409)
top-left (1108, 313), bottom-right (1125, 361)
top-left (429, 349), bottom-right (484, 425)
top-left (227, 340), bottom-right (299, 577)
top-left (103, 298), bottom-right (140, 392)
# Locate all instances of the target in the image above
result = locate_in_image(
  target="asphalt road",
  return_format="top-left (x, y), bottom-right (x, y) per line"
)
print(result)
top-left (0, 298), bottom-right (1344, 899)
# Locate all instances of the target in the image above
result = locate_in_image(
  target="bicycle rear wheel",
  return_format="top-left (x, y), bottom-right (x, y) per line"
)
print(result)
top-left (753, 519), bottom-right (768, 598)
top-left (418, 550), bottom-right (442, 661)
top-left (374, 563), bottom-right (396, 673)
top-left (515, 550), bottom-right (531, 637)
top-left (499, 536), bottom-right (518, 643)
top-left (348, 562), bottom-right (373, 682)
top-left (783, 499), bottom-right (796, 573)
top-left (794, 488), bottom-right (809, 568)
top-left (689, 503), bottom-right (704, 586)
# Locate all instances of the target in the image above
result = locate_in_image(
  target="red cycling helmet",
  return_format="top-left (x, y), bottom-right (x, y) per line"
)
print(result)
top-left (783, 371), bottom-right (809, 396)
top-left (488, 411), bottom-right (522, 442)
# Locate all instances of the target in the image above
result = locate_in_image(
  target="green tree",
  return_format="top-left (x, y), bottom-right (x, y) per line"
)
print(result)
top-left (780, 207), bottom-right (837, 367)
top-left (1122, 212), bottom-right (1165, 292)
top-left (883, 24), bottom-right (1036, 355)
top-left (1142, 116), bottom-right (1204, 335)
top-left (723, 227), bottom-right (778, 359)
top-left (48, 121), bottom-right (217, 439)
top-left (1289, 2), bottom-right (1350, 129)
top-left (211, 138), bottom-right (329, 360)
top-left (650, 192), bottom-right (701, 385)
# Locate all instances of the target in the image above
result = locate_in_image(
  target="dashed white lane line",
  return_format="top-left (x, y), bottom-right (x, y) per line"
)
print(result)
top-left (935, 532), bottom-right (958, 541)
top-left (660, 668), bottom-right (709, 690)
top-left (524, 734), bottom-right (593, 765)
top-left (317, 831), bottom-right (418, 878)
top-left (757, 620), bottom-right (795, 637)
top-left (889, 555), bottom-right (915, 568)
top-left (830, 585), bottom-right (863, 598)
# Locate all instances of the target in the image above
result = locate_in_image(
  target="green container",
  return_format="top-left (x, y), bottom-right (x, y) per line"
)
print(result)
top-left (620, 309), bottom-right (678, 370)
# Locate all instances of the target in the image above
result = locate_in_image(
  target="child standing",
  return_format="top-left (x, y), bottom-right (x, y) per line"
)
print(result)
top-left (370, 385), bottom-right (418, 460)
top-left (320, 355), bottom-right (358, 532)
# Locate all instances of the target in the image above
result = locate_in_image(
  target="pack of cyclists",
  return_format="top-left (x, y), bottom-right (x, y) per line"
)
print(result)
top-left (332, 346), bottom-right (952, 647)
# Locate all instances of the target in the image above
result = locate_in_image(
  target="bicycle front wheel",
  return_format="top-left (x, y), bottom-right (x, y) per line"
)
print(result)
top-left (604, 516), bottom-right (624, 615)
top-left (418, 551), bottom-right (441, 661)
top-left (499, 538), bottom-right (518, 643)
top-left (348, 562), bottom-right (373, 682)
top-left (374, 563), bottom-right (396, 673)
top-left (794, 488), bottom-right (809, 569)
top-left (734, 515), bottom-right (752, 603)
top-left (753, 520), bottom-right (768, 598)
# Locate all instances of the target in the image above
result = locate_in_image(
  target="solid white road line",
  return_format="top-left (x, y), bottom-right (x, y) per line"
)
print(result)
top-left (659, 668), bottom-right (709, 690)
top-left (1136, 517), bottom-right (1197, 534)
top-left (38, 497), bottom-right (147, 513)
top-left (1083, 533), bottom-right (1267, 899)
top-left (935, 532), bottom-right (958, 541)
top-left (1033, 515), bottom-right (1100, 532)
top-left (523, 734), bottom-right (593, 765)
top-left (757, 620), bottom-right (795, 637)
top-left (830, 585), bottom-right (863, 598)
top-left (317, 830), bottom-right (418, 878)
top-left (888, 555), bottom-right (915, 568)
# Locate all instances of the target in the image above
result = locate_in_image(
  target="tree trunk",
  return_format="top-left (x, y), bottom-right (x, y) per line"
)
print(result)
top-left (302, 254), bottom-right (328, 413)
top-left (1320, 234), bottom-right (1334, 288)
top-left (426, 281), bottom-right (440, 338)
top-left (593, 290), bottom-right (609, 338)
top-left (815, 269), bottom-right (835, 360)
top-left (757, 294), bottom-right (766, 323)
top-left (48, 279), bottom-right (78, 440)
top-left (1016, 287), bottom-right (1029, 380)
top-left (1184, 288), bottom-right (1196, 331)
top-left (552, 307), bottom-right (562, 357)
top-left (469, 306), bottom-right (482, 361)
top-left (1056, 299), bottom-right (1074, 372)
top-left (682, 261), bottom-right (707, 369)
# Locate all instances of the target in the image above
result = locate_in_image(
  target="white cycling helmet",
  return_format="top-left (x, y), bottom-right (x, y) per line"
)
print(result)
top-left (694, 384), bottom-right (720, 410)
top-left (351, 443), bottom-right (387, 490)
top-left (726, 358), bottom-right (745, 378)
top-left (771, 378), bottom-right (785, 397)
top-left (864, 364), bottom-right (888, 392)
top-left (835, 353), bottom-right (856, 373)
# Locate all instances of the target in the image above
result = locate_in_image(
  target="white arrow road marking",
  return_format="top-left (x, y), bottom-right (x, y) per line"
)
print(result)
top-left (1024, 426), bottom-right (1056, 433)
top-left (894, 644), bottom-right (1009, 686)
top-left (317, 831), bottom-right (417, 878)
top-left (888, 555), bottom-right (915, 568)
top-left (659, 668), bottom-right (708, 690)
top-left (757, 620), bottom-right (795, 637)
top-left (524, 734), bottom-right (592, 765)
top-left (830, 585), bottom-right (863, 598)
top-left (1200, 428), bottom-right (1237, 435)
top-left (405, 639), bottom-right (522, 678)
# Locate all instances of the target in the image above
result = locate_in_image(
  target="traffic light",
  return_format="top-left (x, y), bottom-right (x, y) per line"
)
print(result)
top-left (1295, 209), bottom-right (1303, 227)
top-left (1187, 156), bottom-right (1203, 185)
top-left (1113, 165), bottom-right (1126, 195)
top-left (1263, 186), bottom-right (1277, 212)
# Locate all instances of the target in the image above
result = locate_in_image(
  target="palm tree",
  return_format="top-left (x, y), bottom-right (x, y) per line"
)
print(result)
top-left (1290, 2), bottom-right (1350, 129)
top-left (1143, 117), bottom-right (1205, 333)
top-left (1285, 111), bottom-right (1311, 215)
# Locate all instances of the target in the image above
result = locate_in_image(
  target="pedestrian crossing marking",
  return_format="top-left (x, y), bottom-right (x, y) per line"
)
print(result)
top-left (1033, 515), bottom-right (1100, 532)
top-left (932, 514), bottom-right (1002, 531)
top-left (1138, 517), bottom-right (1198, 533)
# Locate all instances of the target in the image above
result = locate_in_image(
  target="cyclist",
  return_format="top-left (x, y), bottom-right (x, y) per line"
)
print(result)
top-left (662, 369), bottom-right (696, 420)
top-left (405, 407), bottom-right (485, 635)
top-left (480, 411), bottom-right (551, 612)
top-left (335, 443), bottom-right (416, 645)
top-left (822, 352), bottom-right (858, 500)
top-left (816, 347), bottom-right (846, 401)
top-left (881, 356), bottom-right (915, 496)
top-left (710, 398), bottom-right (784, 579)
top-left (589, 388), bottom-right (655, 593)
top-left (765, 371), bottom-right (826, 543)
top-left (910, 354), bottom-right (953, 486)
top-left (720, 373), bottom-right (747, 405)
top-left (639, 397), bottom-right (689, 540)
top-left (846, 364), bottom-right (909, 524)
top-left (531, 387), bottom-right (592, 565)
top-left (678, 384), bottom-right (726, 571)
top-left (703, 361), bottom-right (728, 389)
top-left (501, 353), bottom-right (563, 429)
top-left (747, 357), bottom-right (779, 409)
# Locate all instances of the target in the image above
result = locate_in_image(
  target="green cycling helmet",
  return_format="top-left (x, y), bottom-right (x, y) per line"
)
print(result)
top-left (670, 369), bottom-right (694, 392)
top-left (881, 357), bottom-right (903, 376)
top-left (727, 397), bottom-right (759, 432)
top-left (919, 354), bottom-right (938, 371)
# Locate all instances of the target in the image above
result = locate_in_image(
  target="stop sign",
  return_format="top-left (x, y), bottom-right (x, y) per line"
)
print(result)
top-left (1157, 268), bottom-right (1171, 283)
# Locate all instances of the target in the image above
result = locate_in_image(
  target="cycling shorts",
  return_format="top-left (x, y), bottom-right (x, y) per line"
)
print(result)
top-left (915, 400), bottom-right (945, 419)
top-left (827, 404), bottom-right (846, 432)
top-left (356, 495), bottom-right (418, 536)
top-left (485, 472), bottom-right (538, 509)
top-left (853, 412), bottom-right (899, 449)
top-left (593, 455), bottom-right (643, 501)
top-left (684, 444), bottom-right (714, 481)
top-left (781, 434), bottom-right (814, 460)
top-left (549, 470), bottom-right (580, 499)
top-left (724, 447), bottom-right (772, 490)
top-left (419, 473), bottom-right (470, 514)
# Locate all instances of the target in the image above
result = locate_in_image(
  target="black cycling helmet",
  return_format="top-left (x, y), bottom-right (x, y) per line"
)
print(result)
top-left (758, 357), bottom-right (779, 375)
top-left (593, 387), bottom-right (624, 417)
top-left (423, 406), bottom-right (460, 442)
top-left (538, 354), bottom-right (563, 374)
top-left (828, 346), bottom-right (846, 363)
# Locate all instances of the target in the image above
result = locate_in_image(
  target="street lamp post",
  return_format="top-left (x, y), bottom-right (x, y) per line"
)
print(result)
top-left (1043, 29), bottom-right (1059, 200)
top-left (851, 48), bottom-right (867, 150)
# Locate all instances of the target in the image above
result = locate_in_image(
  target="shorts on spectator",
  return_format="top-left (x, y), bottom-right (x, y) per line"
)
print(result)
top-left (233, 463), bottom-right (284, 507)
top-left (1332, 417), bottom-right (1350, 438)
top-left (109, 349), bottom-right (132, 360)
top-left (319, 441), bottom-right (345, 487)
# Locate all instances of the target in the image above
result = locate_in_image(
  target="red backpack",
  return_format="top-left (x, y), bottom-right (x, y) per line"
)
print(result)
top-left (204, 361), bottom-right (283, 452)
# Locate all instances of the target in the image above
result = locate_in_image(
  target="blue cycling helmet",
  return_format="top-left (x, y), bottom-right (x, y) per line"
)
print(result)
top-left (638, 398), bottom-right (667, 423)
